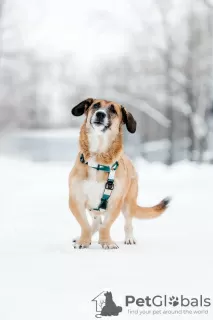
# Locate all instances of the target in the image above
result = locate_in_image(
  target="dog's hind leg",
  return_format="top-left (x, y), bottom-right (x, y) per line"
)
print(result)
top-left (122, 208), bottom-right (136, 245)
top-left (122, 179), bottom-right (137, 245)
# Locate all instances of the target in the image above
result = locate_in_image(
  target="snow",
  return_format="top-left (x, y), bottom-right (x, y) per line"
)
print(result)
top-left (0, 157), bottom-right (212, 320)
top-left (4, 128), bottom-right (80, 139)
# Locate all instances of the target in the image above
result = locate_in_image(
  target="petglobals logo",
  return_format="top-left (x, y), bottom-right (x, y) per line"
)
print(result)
top-left (92, 291), bottom-right (122, 318)
top-left (125, 295), bottom-right (211, 308)
top-left (91, 292), bottom-right (211, 318)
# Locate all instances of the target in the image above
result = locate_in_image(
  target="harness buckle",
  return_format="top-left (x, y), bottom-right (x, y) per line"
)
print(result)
top-left (105, 180), bottom-right (114, 190)
top-left (80, 154), bottom-right (85, 163)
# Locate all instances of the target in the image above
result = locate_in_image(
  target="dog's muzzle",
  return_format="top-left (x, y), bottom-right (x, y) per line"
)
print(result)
top-left (94, 111), bottom-right (106, 123)
top-left (91, 110), bottom-right (109, 130)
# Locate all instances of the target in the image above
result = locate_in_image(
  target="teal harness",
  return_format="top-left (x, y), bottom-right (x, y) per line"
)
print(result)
top-left (80, 154), bottom-right (119, 212)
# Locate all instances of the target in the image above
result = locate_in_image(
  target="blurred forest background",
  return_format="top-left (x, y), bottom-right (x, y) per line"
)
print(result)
top-left (0, 0), bottom-right (213, 164)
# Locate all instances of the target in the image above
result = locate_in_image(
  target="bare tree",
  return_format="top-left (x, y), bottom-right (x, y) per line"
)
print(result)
top-left (18, 53), bottom-right (52, 129)
top-left (99, 300), bottom-right (105, 310)
top-left (154, 0), bottom-right (176, 165)
top-left (153, 0), bottom-right (211, 162)
top-left (202, 0), bottom-right (213, 162)
top-left (58, 55), bottom-right (88, 127)
top-left (182, 0), bottom-right (211, 161)
top-left (94, 0), bottom-right (212, 163)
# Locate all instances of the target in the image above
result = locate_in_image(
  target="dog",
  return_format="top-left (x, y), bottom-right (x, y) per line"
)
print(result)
top-left (101, 292), bottom-right (122, 316)
top-left (69, 98), bottom-right (170, 249)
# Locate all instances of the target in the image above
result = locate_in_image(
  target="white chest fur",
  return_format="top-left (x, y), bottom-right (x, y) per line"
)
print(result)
top-left (83, 159), bottom-right (106, 210)
top-left (87, 129), bottom-right (110, 153)
top-left (83, 130), bottom-right (111, 209)
top-left (81, 128), bottom-right (120, 210)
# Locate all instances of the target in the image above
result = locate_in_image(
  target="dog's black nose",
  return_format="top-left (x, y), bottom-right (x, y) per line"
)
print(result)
top-left (96, 111), bottom-right (106, 121)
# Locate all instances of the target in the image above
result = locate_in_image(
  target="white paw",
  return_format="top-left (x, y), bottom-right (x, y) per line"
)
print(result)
top-left (73, 243), bottom-right (90, 249)
top-left (124, 237), bottom-right (136, 245)
top-left (101, 242), bottom-right (119, 250)
top-left (72, 236), bottom-right (79, 243)
top-left (72, 238), bottom-right (91, 249)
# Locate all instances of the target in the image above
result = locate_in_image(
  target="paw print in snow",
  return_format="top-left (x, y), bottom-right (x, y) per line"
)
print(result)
top-left (169, 296), bottom-right (179, 307)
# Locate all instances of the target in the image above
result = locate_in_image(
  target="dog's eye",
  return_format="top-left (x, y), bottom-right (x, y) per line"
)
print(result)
top-left (109, 104), bottom-right (117, 114)
top-left (93, 103), bottom-right (100, 109)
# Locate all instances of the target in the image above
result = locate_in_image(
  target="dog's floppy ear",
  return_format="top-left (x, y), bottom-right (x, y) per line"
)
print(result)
top-left (71, 98), bottom-right (94, 116)
top-left (121, 106), bottom-right (136, 133)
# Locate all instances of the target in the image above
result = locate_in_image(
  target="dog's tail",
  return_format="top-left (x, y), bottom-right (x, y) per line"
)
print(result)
top-left (116, 306), bottom-right (122, 313)
top-left (133, 197), bottom-right (171, 219)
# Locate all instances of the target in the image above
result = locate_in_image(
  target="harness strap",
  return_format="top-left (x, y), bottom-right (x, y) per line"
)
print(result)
top-left (80, 153), bottom-right (119, 211)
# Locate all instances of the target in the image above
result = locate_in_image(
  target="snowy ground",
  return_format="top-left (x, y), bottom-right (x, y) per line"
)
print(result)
top-left (0, 157), bottom-right (212, 320)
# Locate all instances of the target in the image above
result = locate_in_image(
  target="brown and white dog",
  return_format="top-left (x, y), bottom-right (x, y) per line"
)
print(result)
top-left (69, 98), bottom-right (170, 249)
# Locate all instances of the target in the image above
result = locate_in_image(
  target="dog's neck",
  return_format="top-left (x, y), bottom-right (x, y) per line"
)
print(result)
top-left (79, 123), bottom-right (123, 165)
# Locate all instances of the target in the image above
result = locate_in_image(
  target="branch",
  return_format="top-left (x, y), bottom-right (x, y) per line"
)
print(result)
top-left (99, 300), bottom-right (105, 308)
top-left (104, 90), bottom-right (171, 128)
top-left (203, 0), bottom-right (213, 9)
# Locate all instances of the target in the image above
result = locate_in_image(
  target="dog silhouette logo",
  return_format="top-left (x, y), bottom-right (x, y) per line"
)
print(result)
top-left (92, 291), bottom-right (122, 318)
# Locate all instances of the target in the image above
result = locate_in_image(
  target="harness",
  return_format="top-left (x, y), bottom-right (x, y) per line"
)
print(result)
top-left (80, 154), bottom-right (119, 212)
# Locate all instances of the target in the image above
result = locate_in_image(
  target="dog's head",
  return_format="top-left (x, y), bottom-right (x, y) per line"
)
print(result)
top-left (104, 291), bottom-right (112, 300)
top-left (71, 98), bottom-right (136, 134)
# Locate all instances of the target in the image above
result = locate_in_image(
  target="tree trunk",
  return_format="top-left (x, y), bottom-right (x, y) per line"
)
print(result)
top-left (187, 115), bottom-right (196, 161)
top-left (166, 104), bottom-right (174, 165)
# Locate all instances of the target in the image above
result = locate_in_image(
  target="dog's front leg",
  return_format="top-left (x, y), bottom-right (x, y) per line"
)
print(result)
top-left (69, 196), bottom-right (91, 249)
top-left (99, 201), bottom-right (122, 249)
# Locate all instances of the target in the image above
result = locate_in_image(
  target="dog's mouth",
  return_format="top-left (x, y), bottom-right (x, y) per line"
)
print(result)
top-left (91, 121), bottom-right (111, 132)
top-left (93, 120), bottom-right (104, 126)
top-left (90, 115), bottom-right (111, 132)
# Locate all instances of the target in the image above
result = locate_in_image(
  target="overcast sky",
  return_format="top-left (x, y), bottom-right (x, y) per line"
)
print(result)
top-left (4, 1), bottom-right (163, 65)
top-left (2, 0), bottom-right (190, 75)
top-left (8, 1), bottom-right (140, 56)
